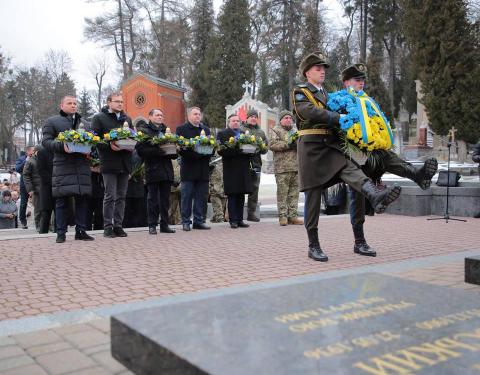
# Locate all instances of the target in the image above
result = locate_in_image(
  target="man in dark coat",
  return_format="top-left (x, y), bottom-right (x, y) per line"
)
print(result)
top-left (175, 107), bottom-right (212, 231)
top-left (217, 114), bottom-right (253, 229)
top-left (41, 95), bottom-right (94, 243)
top-left (136, 109), bottom-right (176, 234)
top-left (22, 145), bottom-right (42, 231)
top-left (15, 147), bottom-right (34, 229)
top-left (240, 110), bottom-right (268, 222)
top-left (91, 92), bottom-right (133, 238)
top-left (36, 144), bottom-right (55, 233)
top-left (292, 52), bottom-right (401, 262)
top-left (86, 148), bottom-right (104, 231)
top-left (473, 142), bottom-right (480, 218)
top-left (342, 63), bottom-right (438, 256)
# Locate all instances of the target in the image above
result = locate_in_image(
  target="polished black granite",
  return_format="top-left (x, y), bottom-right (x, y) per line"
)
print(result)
top-left (466, 256), bottom-right (480, 285)
top-left (111, 273), bottom-right (480, 375)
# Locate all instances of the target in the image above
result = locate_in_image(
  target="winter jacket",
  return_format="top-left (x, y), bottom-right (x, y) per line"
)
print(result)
top-left (0, 198), bottom-right (18, 229)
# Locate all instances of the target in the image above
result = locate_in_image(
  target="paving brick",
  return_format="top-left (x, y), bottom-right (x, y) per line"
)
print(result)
top-left (88, 319), bottom-right (110, 334)
top-left (82, 343), bottom-right (110, 356)
top-left (66, 366), bottom-right (113, 375)
top-left (13, 331), bottom-right (61, 349)
top-left (63, 330), bottom-right (110, 350)
top-left (26, 341), bottom-right (72, 357)
top-left (91, 350), bottom-right (128, 373)
top-left (0, 337), bottom-right (16, 347)
top-left (0, 355), bottom-right (35, 372)
top-left (36, 349), bottom-right (96, 374)
top-left (0, 346), bottom-right (25, 360)
top-left (1, 364), bottom-right (49, 375)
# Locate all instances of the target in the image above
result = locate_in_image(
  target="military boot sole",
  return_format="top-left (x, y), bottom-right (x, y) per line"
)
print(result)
top-left (417, 158), bottom-right (438, 190)
top-left (354, 247), bottom-right (377, 257)
top-left (375, 185), bottom-right (402, 214)
top-left (308, 249), bottom-right (329, 262)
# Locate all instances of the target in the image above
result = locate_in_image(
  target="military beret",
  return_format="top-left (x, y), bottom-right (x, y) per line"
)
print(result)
top-left (246, 109), bottom-right (259, 118)
top-left (341, 63), bottom-right (367, 81)
top-left (299, 51), bottom-right (330, 77)
top-left (279, 110), bottom-right (293, 121)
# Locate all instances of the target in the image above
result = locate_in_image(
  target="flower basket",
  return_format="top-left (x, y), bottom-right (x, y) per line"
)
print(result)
top-left (66, 142), bottom-right (91, 154)
top-left (159, 143), bottom-right (177, 155)
top-left (116, 138), bottom-right (137, 151)
top-left (240, 144), bottom-right (258, 154)
top-left (194, 144), bottom-right (214, 155)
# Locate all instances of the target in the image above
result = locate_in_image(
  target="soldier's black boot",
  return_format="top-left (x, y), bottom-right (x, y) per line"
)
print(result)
top-left (307, 229), bottom-right (328, 262)
top-left (404, 158), bottom-right (438, 190)
top-left (352, 225), bottom-right (376, 257)
top-left (361, 181), bottom-right (402, 214)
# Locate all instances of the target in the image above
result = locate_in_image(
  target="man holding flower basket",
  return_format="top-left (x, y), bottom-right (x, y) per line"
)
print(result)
top-left (175, 107), bottom-right (215, 231)
top-left (136, 109), bottom-right (177, 235)
top-left (41, 95), bottom-right (95, 243)
top-left (92, 92), bottom-right (136, 238)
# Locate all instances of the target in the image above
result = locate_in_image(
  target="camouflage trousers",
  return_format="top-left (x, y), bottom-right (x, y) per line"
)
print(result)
top-left (211, 194), bottom-right (227, 222)
top-left (169, 191), bottom-right (181, 225)
top-left (275, 171), bottom-right (299, 219)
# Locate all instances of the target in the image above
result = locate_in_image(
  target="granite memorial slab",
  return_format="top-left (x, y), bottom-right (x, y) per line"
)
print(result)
top-left (111, 273), bottom-right (480, 374)
top-left (466, 256), bottom-right (480, 285)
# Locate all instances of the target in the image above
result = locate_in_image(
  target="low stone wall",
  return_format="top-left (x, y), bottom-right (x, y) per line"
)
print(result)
top-left (384, 181), bottom-right (480, 217)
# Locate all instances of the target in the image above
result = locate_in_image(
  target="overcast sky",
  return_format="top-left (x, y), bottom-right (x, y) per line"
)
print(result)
top-left (0, 0), bottom-right (344, 92)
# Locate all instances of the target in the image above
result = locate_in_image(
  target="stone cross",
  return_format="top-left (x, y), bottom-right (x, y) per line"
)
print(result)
top-left (242, 81), bottom-right (253, 96)
top-left (448, 126), bottom-right (457, 143)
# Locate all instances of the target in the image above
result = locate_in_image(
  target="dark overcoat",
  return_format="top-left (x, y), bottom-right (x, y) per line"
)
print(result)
top-left (292, 83), bottom-right (345, 191)
top-left (175, 122), bottom-right (212, 182)
top-left (91, 107), bottom-right (133, 174)
top-left (36, 146), bottom-right (54, 211)
top-left (135, 120), bottom-right (176, 184)
top-left (41, 111), bottom-right (92, 198)
top-left (217, 128), bottom-right (254, 195)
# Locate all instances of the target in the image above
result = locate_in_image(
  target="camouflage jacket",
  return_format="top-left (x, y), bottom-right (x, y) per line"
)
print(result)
top-left (209, 158), bottom-right (225, 196)
top-left (269, 124), bottom-right (298, 174)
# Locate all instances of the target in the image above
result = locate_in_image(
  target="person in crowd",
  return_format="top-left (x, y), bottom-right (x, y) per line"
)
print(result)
top-left (15, 146), bottom-right (34, 229)
top-left (209, 156), bottom-right (227, 223)
top-left (0, 190), bottom-right (18, 229)
top-left (22, 145), bottom-right (42, 231)
top-left (169, 159), bottom-right (182, 225)
top-left (86, 148), bottom-right (104, 230)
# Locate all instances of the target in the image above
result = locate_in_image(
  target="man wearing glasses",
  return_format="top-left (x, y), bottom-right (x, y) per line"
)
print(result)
top-left (92, 92), bottom-right (134, 238)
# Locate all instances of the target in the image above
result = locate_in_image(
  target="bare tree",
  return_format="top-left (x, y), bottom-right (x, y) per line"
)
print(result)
top-left (89, 54), bottom-right (108, 110)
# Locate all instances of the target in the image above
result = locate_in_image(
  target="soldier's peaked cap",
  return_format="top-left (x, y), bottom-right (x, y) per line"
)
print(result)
top-left (341, 63), bottom-right (367, 81)
top-left (299, 51), bottom-right (330, 77)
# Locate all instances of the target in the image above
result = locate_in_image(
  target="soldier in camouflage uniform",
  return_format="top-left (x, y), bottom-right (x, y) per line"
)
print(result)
top-left (209, 156), bottom-right (227, 223)
top-left (269, 110), bottom-right (303, 226)
top-left (240, 109), bottom-right (268, 221)
top-left (169, 159), bottom-right (181, 225)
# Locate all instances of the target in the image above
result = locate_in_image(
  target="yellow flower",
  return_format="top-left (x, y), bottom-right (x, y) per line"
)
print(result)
top-left (185, 141), bottom-right (190, 146)
top-left (69, 130), bottom-right (75, 135)
top-left (347, 128), bottom-right (355, 140)
top-left (229, 137), bottom-right (234, 143)
top-left (195, 136), bottom-right (199, 140)
top-left (93, 136), bottom-right (100, 142)
top-left (138, 131), bottom-right (143, 136)
top-left (210, 140), bottom-right (215, 145)
top-left (58, 134), bottom-right (65, 141)
top-left (179, 136), bottom-right (184, 140)
top-left (104, 134), bottom-right (111, 140)
top-left (251, 135), bottom-right (256, 142)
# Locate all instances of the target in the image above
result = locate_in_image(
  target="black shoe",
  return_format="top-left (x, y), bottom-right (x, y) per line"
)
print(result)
top-left (354, 241), bottom-right (377, 257)
top-left (22, 224), bottom-right (28, 229)
top-left (308, 246), bottom-right (329, 262)
top-left (247, 215), bottom-right (260, 222)
top-left (237, 221), bottom-right (249, 228)
top-left (75, 231), bottom-right (94, 241)
top-left (103, 226), bottom-right (116, 238)
top-left (413, 158), bottom-right (438, 190)
top-left (230, 222), bottom-right (239, 229)
top-left (192, 223), bottom-right (211, 230)
top-left (474, 212), bottom-right (480, 218)
top-left (149, 226), bottom-right (157, 235)
top-left (113, 226), bottom-right (128, 237)
top-left (361, 181), bottom-right (401, 214)
top-left (160, 225), bottom-right (175, 233)
top-left (182, 224), bottom-right (191, 231)
top-left (56, 233), bottom-right (66, 243)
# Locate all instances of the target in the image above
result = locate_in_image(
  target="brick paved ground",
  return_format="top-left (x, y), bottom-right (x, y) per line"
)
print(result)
top-left (0, 214), bottom-right (479, 374)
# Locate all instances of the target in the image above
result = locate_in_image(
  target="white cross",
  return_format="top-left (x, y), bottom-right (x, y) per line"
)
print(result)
top-left (242, 81), bottom-right (253, 96)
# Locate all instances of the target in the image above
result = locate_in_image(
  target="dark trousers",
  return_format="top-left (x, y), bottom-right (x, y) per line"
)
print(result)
top-left (305, 160), bottom-right (368, 232)
top-left (39, 209), bottom-right (54, 234)
top-left (181, 180), bottom-right (208, 225)
top-left (123, 197), bottom-right (147, 228)
top-left (227, 194), bottom-right (245, 224)
top-left (247, 171), bottom-right (261, 216)
top-left (87, 197), bottom-right (104, 230)
top-left (349, 189), bottom-right (366, 228)
top-left (147, 181), bottom-right (172, 227)
top-left (19, 179), bottom-right (28, 226)
top-left (55, 195), bottom-right (88, 234)
top-left (102, 173), bottom-right (129, 228)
